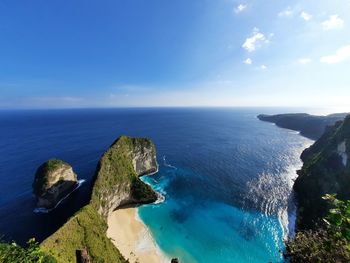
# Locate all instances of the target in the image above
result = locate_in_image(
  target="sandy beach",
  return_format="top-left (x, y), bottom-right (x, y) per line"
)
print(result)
top-left (107, 207), bottom-right (169, 263)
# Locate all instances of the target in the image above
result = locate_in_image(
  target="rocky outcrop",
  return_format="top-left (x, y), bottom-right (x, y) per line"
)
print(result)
top-left (294, 115), bottom-right (350, 229)
top-left (76, 249), bottom-right (91, 263)
top-left (258, 113), bottom-right (347, 139)
top-left (91, 136), bottom-right (158, 218)
top-left (32, 159), bottom-right (78, 209)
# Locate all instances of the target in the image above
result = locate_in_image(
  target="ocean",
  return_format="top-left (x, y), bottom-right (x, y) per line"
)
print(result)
top-left (0, 108), bottom-right (312, 262)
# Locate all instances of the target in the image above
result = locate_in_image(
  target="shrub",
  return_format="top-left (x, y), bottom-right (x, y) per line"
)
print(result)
top-left (285, 195), bottom-right (350, 263)
top-left (0, 238), bottom-right (57, 263)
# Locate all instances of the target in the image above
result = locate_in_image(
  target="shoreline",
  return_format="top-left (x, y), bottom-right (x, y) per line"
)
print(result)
top-left (107, 207), bottom-right (169, 263)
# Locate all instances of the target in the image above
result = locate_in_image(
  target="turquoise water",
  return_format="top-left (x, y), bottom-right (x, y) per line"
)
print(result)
top-left (137, 110), bottom-right (312, 263)
top-left (139, 171), bottom-right (285, 262)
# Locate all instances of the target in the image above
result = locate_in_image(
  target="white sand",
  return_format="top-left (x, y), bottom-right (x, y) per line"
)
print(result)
top-left (107, 207), bottom-right (169, 263)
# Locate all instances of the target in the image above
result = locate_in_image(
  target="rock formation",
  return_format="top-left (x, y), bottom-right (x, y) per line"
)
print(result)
top-left (32, 159), bottom-right (78, 209)
top-left (41, 136), bottom-right (159, 263)
top-left (91, 136), bottom-right (158, 218)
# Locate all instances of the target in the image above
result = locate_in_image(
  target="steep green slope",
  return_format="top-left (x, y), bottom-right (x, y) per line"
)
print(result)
top-left (41, 136), bottom-right (158, 263)
top-left (41, 205), bottom-right (125, 263)
top-left (294, 115), bottom-right (350, 229)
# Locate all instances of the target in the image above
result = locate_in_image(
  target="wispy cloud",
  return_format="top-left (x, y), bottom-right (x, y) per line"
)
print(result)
top-left (235, 4), bottom-right (247, 14)
top-left (260, 65), bottom-right (267, 70)
top-left (321, 15), bottom-right (344, 30)
top-left (242, 28), bottom-right (269, 52)
top-left (278, 7), bottom-right (293, 18)
top-left (300, 11), bottom-right (312, 21)
top-left (298, 58), bottom-right (312, 64)
top-left (320, 45), bottom-right (350, 64)
top-left (243, 58), bottom-right (252, 64)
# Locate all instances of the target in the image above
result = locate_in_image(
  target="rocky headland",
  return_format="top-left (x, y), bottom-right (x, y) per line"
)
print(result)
top-left (32, 159), bottom-right (79, 210)
top-left (257, 113), bottom-right (347, 139)
top-left (40, 136), bottom-right (160, 263)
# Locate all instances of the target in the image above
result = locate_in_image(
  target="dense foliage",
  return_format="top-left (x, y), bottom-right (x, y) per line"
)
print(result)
top-left (285, 195), bottom-right (350, 263)
top-left (0, 238), bottom-right (56, 263)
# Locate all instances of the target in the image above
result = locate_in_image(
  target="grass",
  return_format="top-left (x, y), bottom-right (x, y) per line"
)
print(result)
top-left (41, 205), bottom-right (126, 263)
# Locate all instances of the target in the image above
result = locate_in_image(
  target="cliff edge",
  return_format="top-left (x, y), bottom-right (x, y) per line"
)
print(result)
top-left (294, 115), bottom-right (350, 229)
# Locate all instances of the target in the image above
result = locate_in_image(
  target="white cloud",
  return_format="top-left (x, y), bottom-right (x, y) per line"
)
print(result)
top-left (260, 65), bottom-right (267, 70)
top-left (278, 7), bottom-right (293, 18)
top-left (242, 28), bottom-right (268, 52)
top-left (243, 58), bottom-right (252, 64)
top-left (300, 11), bottom-right (312, 21)
top-left (298, 58), bottom-right (312, 64)
top-left (235, 4), bottom-right (247, 14)
top-left (320, 45), bottom-right (350, 64)
top-left (321, 15), bottom-right (344, 30)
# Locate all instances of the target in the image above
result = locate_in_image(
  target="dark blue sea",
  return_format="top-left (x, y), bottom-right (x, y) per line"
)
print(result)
top-left (0, 108), bottom-right (312, 262)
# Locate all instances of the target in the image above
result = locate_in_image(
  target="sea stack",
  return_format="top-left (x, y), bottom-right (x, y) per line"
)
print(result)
top-left (32, 159), bottom-right (78, 209)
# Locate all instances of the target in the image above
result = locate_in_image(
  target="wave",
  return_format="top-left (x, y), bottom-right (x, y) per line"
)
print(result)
top-left (162, 156), bottom-right (177, 170)
top-left (154, 191), bottom-right (166, 204)
top-left (33, 179), bottom-right (86, 214)
top-left (244, 162), bottom-right (302, 240)
top-left (140, 175), bottom-right (167, 205)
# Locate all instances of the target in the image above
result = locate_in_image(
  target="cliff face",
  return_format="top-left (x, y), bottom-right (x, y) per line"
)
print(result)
top-left (41, 136), bottom-right (158, 263)
top-left (294, 115), bottom-right (350, 229)
top-left (33, 159), bottom-right (78, 209)
top-left (258, 113), bottom-right (347, 139)
top-left (91, 136), bottom-right (158, 218)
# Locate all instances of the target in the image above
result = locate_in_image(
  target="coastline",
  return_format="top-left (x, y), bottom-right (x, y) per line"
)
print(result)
top-left (107, 207), bottom-right (169, 263)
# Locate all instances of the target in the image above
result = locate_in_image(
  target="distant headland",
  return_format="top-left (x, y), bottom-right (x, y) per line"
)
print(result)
top-left (257, 113), bottom-right (348, 140)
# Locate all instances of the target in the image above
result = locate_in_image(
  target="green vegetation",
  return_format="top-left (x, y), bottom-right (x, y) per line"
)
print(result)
top-left (91, 135), bottom-right (157, 217)
top-left (0, 238), bottom-right (56, 263)
top-left (32, 159), bottom-right (69, 196)
top-left (285, 195), bottom-right (350, 263)
top-left (41, 205), bottom-right (126, 263)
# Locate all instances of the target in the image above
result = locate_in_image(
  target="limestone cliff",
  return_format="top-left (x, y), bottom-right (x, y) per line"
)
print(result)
top-left (41, 136), bottom-right (158, 263)
top-left (33, 159), bottom-right (78, 209)
top-left (91, 136), bottom-right (158, 218)
top-left (294, 115), bottom-right (350, 229)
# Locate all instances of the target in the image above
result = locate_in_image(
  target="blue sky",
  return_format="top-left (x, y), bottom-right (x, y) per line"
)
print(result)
top-left (0, 0), bottom-right (349, 110)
